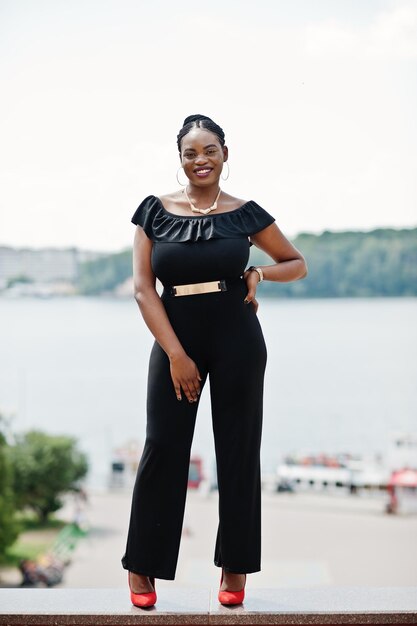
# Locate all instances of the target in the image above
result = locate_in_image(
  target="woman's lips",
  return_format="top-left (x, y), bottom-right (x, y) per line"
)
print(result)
top-left (194, 168), bottom-right (213, 178)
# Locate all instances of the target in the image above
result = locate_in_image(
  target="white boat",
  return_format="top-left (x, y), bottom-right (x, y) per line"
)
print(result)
top-left (273, 432), bottom-right (417, 502)
top-left (275, 452), bottom-right (389, 493)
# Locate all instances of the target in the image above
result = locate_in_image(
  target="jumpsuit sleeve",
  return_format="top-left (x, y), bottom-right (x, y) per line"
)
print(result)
top-left (243, 201), bottom-right (276, 236)
top-left (131, 195), bottom-right (159, 239)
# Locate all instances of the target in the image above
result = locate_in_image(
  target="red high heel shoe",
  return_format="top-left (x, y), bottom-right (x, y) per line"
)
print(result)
top-left (128, 572), bottom-right (157, 608)
top-left (218, 568), bottom-right (246, 605)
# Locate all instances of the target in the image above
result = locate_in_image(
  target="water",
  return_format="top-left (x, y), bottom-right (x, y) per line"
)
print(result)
top-left (1, 296), bottom-right (416, 488)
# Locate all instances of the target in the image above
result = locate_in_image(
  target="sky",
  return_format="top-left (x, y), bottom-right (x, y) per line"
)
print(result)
top-left (0, 0), bottom-right (416, 251)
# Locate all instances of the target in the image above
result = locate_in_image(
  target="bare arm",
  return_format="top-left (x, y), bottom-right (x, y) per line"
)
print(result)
top-left (243, 223), bottom-right (308, 308)
top-left (133, 225), bottom-right (201, 403)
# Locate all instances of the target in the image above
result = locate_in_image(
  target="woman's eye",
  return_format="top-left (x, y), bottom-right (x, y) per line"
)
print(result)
top-left (183, 150), bottom-right (217, 158)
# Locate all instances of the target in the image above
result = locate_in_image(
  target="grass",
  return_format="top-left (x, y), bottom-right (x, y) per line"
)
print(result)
top-left (16, 513), bottom-right (67, 532)
top-left (5, 539), bottom-right (57, 565)
top-left (1, 512), bottom-right (67, 567)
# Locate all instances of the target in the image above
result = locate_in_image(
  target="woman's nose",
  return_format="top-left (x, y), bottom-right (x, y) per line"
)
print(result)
top-left (194, 154), bottom-right (208, 164)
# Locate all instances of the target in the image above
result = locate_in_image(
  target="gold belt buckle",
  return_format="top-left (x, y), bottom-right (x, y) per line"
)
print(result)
top-left (171, 279), bottom-right (227, 296)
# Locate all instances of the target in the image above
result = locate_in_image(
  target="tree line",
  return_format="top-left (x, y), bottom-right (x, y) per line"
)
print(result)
top-left (77, 227), bottom-right (417, 297)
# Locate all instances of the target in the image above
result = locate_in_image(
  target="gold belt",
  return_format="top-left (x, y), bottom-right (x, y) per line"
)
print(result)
top-left (169, 279), bottom-right (227, 296)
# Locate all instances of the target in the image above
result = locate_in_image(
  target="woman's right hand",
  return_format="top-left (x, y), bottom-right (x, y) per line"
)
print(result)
top-left (169, 352), bottom-right (202, 403)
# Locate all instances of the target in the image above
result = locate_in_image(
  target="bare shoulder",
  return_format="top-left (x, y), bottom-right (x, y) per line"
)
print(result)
top-left (158, 190), bottom-right (184, 207)
top-left (219, 191), bottom-right (248, 210)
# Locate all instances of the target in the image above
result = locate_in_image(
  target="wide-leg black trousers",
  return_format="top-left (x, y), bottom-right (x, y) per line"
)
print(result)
top-left (121, 278), bottom-right (267, 580)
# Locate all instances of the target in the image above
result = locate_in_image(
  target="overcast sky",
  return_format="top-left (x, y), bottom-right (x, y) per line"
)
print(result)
top-left (1, 0), bottom-right (416, 251)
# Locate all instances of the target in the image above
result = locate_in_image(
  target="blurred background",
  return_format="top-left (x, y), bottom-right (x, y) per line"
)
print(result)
top-left (0, 0), bottom-right (416, 591)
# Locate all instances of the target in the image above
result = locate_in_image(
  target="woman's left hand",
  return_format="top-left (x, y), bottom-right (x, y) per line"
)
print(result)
top-left (243, 270), bottom-right (260, 313)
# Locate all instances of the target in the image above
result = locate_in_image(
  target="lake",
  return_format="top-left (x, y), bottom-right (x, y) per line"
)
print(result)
top-left (1, 296), bottom-right (416, 488)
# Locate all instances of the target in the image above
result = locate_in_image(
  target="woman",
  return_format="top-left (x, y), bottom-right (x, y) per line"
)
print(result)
top-left (121, 114), bottom-right (307, 607)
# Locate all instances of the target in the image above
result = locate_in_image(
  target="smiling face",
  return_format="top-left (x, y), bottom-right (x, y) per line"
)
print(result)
top-left (180, 128), bottom-right (228, 186)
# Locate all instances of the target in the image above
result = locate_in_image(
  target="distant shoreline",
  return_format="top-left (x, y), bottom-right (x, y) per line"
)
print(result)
top-left (1, 226), bottom-right (417, 298)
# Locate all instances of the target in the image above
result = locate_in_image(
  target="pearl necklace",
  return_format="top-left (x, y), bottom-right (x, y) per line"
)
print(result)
top-left (184, 187), bottom-right (222, 215)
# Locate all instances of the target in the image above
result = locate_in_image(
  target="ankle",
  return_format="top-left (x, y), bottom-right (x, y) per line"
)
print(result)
top-left (221, 570), bottom-right (246, 591)
top-left (129, 572), bottom-right (154, 593)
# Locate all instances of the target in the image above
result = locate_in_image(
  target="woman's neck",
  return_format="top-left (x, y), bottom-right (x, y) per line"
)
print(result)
top-left (185, 183), bottom-right (221, 204)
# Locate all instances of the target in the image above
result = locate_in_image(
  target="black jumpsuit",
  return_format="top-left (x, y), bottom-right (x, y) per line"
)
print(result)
top-left (121, 195), bottom-right (276, 580)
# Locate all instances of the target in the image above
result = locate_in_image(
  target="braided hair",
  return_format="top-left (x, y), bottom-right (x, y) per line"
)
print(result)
top-left (177, 114), bottom-right (225, 154)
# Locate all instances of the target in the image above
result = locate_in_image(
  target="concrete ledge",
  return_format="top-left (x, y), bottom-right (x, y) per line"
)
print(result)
top-left (1, 587), bottom-right (417, 625)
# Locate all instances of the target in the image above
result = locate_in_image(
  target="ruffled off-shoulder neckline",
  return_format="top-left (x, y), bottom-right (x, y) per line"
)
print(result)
top-left (155, 196), bottom-right (252, 219)
top-left (131, 194), bottom-right (275, 243)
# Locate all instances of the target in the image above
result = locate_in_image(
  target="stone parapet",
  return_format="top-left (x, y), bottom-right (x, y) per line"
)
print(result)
top-left (1, 587), bottom-right (417, 625)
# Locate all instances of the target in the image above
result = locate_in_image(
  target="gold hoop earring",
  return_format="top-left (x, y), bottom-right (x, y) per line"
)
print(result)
top-left (221, 161), bottom-right (230, 181)
top-left (176, 166), bottom-right (188, 186)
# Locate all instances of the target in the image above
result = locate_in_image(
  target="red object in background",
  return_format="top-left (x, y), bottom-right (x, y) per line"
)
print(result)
top-left (386, 468), bottom-right (417, 514)
top-left (188, 456), bottom-right (203, 488)
top-left (388, 468), bottom-right (417, 487)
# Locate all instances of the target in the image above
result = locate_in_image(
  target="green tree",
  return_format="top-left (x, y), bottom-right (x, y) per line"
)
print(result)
top-left (0, 419), bottom-right (20, 561)
top-left (10, 431), bottom-right (88, 523)
top-left (6, 274), bottom-right (33, 288)
top-left (78, 249), bottom-right (131, 295)
top-left (250, 227), bottom-right (417, 298)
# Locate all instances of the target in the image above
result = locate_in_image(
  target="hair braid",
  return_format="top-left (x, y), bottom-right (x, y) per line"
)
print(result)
top-left (177, 114), bottom-right (225, 153)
